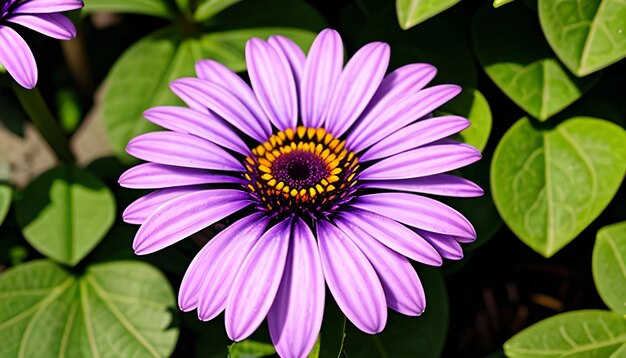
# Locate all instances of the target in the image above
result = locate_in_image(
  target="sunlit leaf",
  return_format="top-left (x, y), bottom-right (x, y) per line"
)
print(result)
top-left (504, 310), bottom-right (626, 357)
top-left (0, 260), bottom-right (178, 357)
top-left (15, 165), bottom-right (115, 266)
top-left (473, 3), bottom-right (597, 120)
top-left (396, 0), bottom-right (461, 30)
top-left (228, 340), bottom-right (276, 358)
top-left (491, 117), bottom-right (626, 257)
top-left (493, 0), bottom-right (514, 8)
top-left (593, 221), bottom-right (626, 314)
top-left (539, 0), bottom-right (626, 77)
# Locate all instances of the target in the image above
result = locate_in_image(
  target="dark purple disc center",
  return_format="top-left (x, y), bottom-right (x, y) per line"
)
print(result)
top-left (272, 150), bottom-right (328, 189)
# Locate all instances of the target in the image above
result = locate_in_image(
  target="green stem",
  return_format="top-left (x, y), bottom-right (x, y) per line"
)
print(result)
top-left (13, 85), bottom-right (75, 163)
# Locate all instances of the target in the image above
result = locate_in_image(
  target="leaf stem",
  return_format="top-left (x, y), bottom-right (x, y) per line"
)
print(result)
top-left (13, 85), bottom-right (75, 163)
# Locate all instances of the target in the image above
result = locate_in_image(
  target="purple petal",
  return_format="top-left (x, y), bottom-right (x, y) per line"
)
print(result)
top-left (13, 0), bottom-right (83, 14)
top-left (170, 78), bottom-right (268, 143)
top-left (339, 223), bottom-right (425, 316)
top-left (359, 142), bottom-right (481, 180)
top-left (324, 42), bottom-right (390, 137)
top-left (194, 60), bottom-right (272, 138)
top-left (144, 106), bottom-right (251, 156)
top-left (7, 14), bottom-right (75, 40)
top-left (126, 131), bottom-right (243, 172)
top-left (337, 210), bottom-right (441, 266)
top-left (301, 29), bottom-right (343, 128)
top-left (352, 193), bottom-right (476, 239)
top-left (317, 220), bottom-right (387, 334)
top-left (226, 219), bottom-right (292, 341)
top-left (177, 213), bottom-right (269, 315)
top-left (123, 186), bottom-right (202, 225)
top-left (346, 63), bottom-right (437, 150)
top-left (268, 35), bottom-right (306, 89)
top-left (268, 218), bottom-right (324, 358)
top-left (361, 174), bottom-right (484, 197)
top-left (119, 163), bottom-right (242, 189)
top-left (347, 85), bottom-right (461, 152)
top-left (0, 26), bottom-right (37, 89)
top-left (361, 116), bottom-right (470, 161)
top-left (246, 38), bottom-right (297, 131)
top-left (133, 189), bottom-right (251, 255)
top-left (416, 229), bottom-right (465, 260)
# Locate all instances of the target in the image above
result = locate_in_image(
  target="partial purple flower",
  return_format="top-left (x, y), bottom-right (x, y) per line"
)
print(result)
top-left (0, 0), bottom-right (82, 88)
top-left (120, 29), bottom-right (483, 358)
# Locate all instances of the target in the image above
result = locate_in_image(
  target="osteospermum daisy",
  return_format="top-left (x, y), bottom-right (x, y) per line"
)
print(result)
top-left (0, 0), bottom-right (82, 88)
top-left (120, 29), bottom-right (482, 358)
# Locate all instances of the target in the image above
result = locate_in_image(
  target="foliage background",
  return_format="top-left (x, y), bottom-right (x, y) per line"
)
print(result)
top-left (1, 0), bottom-right (625, 357)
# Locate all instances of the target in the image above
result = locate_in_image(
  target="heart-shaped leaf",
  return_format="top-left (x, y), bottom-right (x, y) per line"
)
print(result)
top-left (15, 165), bottom-right (115, 266)
top-left (83, 0), bottom-right (173, 18)
top-left (343, 266), bottom-right (448, 357)
top-left (396, 0), bottom-right (461, 30)
top-left (539, 0), bottom-right (626, 77)
top-left (473, 3), bottom-right (597, 120)
top-left (103, 28), bottom-right (316, 164)
top-left (593, 221), bottom-right (626, 314)
top-left (439, 88), bottom-right (492, 152)
top-left (0, 260), bottom-right (178, 357)
top-left (492, 117), bottom-right (626, 257)
top-left (504, 310), bottom-right (626, 357)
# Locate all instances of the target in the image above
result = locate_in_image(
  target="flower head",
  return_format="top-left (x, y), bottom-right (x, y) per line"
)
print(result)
top-left (0, 0), bottom-right (83, 88)
top-left (120, 29), bottom-right (483, 358)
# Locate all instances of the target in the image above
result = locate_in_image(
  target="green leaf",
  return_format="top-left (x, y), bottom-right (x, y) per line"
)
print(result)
top-left (503, 310), bottom-right (626, 357)
top-left (103, 30), bottom-right (201, 164)
top-left (0, 260), bottom-right (178, 357)
top-left (343, 266), bottom-right (448, 358)
top-left (0, 184), bottom-right (11, 226)
top-left (194, 0), bottom-right (241, 22)
top-left (396, 0), bottom-right (461, 30)
top-left (82, 0), bottom-right (173, 18)
top-left (491, 117), bottom-right (626, 257)
top-left (493, 0), bottom-right (514, 7)
top-left (228, 340), bottom-right (276, 358)
top-left (593, 221), bottom-right (626, 314)
top-left (472, 3), bottom-right (597, 121)
top-left (539, 0), bottom-right (626, 77)
top-left (104, 28), bottom-right (316, 164)
top-left (0, 161), bottom-right (11, 226)
top-left (15, 165), bottom-right (115, 266)
top-left (439, 88), bottom-right (492, 152)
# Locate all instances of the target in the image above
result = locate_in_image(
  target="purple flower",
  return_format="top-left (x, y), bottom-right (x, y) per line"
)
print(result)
top-left (0, 0), bottom-right (82, 88)
top-left (120, 29), bottom-right (482, 358)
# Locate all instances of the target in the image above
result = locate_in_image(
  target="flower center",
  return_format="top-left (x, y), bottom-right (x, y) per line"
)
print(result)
top-left (244, 126), bottom-right (359, 217)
